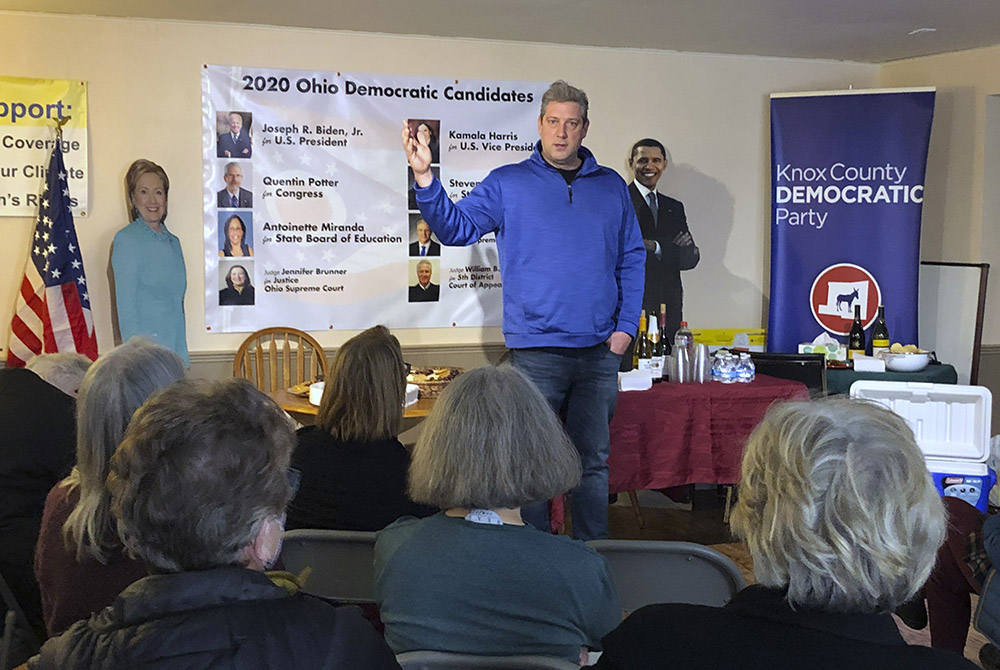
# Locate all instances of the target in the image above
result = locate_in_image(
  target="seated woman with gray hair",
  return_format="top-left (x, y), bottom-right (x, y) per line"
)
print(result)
top-left (375, 365), bottom-right (620, 664)
top-left (29, 379), bottom-right (400, 669)
top-left (34, 339), bottom-right (185, 636)
top-left (590, 398), bottom-right (976, 670)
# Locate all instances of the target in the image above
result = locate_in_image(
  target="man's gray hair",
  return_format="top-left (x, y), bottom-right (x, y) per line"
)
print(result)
top-left (224, 161), bottom-right (241, 173)
top-left (409, 365), bottom-right (581, 509)
top-left (109, 378), bottom-right (295, 572)
top-left (416, 259), bottom-right (432, 271)
top-left (540, 80), bottom-right (589, 122)
top-left (731, 398), bottom-right (945, 613)
top-left (25, 352), bottom-right (92, 398)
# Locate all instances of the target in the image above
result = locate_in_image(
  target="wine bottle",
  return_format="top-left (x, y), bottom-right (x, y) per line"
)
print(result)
top-left (648, 313), bottom-right (664, 382)
top-left (659, 303), bottom-right (670, 355)
top-left (871, 305), bottom-right (890, 357)
top-left (848, 304), bottom-right (865, 361)
top-left (633, 310), bottom-right (646, 371)
top-left (637, 311), bottom-right (653, 372)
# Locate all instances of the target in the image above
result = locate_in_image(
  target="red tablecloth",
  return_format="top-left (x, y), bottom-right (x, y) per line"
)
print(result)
top-left (608, 373), bottom-right (809, 492)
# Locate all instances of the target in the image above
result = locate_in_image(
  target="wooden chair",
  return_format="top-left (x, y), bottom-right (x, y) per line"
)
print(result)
top-left (233, 327), bottom-right (329, 393)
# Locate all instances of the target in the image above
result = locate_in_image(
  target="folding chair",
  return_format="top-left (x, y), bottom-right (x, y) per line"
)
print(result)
top-left (279, 529), bottom-right (377, 603)
top-left (586, 539), bottom-right (745, 615)
top-left (396, 650), bottom-right (580, 670)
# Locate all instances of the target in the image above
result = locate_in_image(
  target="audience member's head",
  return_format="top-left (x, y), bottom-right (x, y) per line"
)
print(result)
top-left (63, 338), bottom-right (185, 561)
top-left (108, 378), bottom-right (295, 572)
top-left (731, 398), bottom-right (945, 613)
top-left (25, 353), bottom-right (93, 398)
top-left (409, 365), bottom-right (580, 510)
top-left (318, 325), bottom-right (405, 443)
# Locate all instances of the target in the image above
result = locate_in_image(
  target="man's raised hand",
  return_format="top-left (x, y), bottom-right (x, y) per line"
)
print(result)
top-left (402, 120), bottom-right (433, 187)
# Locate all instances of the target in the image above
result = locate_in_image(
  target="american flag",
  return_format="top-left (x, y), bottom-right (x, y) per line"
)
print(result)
top-left (6, 141), bottom-right (98, 367)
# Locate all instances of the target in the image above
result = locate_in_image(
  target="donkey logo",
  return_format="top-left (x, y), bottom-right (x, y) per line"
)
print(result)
top-left (836, 287), bottom-right (860, 313)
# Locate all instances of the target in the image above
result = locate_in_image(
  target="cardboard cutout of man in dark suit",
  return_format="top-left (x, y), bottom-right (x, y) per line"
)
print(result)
top-left (624, 138), bottom-right (699, 367)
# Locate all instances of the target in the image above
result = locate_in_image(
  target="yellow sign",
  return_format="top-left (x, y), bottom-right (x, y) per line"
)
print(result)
top-left (0, 76), bottom-right (88, 216)
top-left (692, 328), bottom-right (767, 351)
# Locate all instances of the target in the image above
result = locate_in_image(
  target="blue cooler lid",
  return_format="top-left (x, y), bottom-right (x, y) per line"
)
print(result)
top-left (849, 381), bottom-right (992, 464)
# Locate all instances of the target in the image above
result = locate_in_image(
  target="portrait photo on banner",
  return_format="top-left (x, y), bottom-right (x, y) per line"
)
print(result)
top-left (218, 260), bottom-right (255, 307)
top-left (216, 160), bottom-right (253, 209)
top-left (408, 166), bottom-right (440, 211)
top-left (408, 257), bottom-right (441, 303)
top-left (218, 211), bottom-right (254, 258)
top-left (406, 118), bottom-right (441, 165)
top-left (215, 110), bottom-right (253, 159)
top-left (409, 212), bottom-right (441, 257)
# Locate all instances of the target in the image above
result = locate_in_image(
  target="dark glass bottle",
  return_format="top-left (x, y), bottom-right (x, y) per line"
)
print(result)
top-left (848, 304), bottom-right (866, 361)
top-left (659, 303), bottom-right (671, 355)
top-left (871, 305), bottom-right (890, 356)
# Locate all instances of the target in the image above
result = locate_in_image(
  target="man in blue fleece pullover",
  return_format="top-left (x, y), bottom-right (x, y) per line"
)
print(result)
top-left (402, 80), bottom-right (645, 540)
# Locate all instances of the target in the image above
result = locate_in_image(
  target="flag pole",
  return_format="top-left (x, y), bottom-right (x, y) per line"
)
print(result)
top-left (5, 116), bottom-right (98, 366)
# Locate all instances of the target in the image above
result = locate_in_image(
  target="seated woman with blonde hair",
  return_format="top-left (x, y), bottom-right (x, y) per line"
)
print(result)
top-left (590, 398), bottom-right (976, 670)
top-left (286, 325), bottom-right (434, 531)
top-left (375, 365), bottom-right (620, 664)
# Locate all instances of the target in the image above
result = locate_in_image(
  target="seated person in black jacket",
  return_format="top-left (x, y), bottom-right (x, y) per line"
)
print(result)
top-left (28, 379), bottom-right (399, 670)
top-left (287, 325), bottom-right (435, 531)
top-left (591, 398), bottom-right (976, 670)
top-left (0, 353), bottom-right (91, 649)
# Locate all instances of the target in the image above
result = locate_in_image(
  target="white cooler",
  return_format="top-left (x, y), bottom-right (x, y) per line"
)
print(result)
top-left (850, 381), bottom-right (995, 512)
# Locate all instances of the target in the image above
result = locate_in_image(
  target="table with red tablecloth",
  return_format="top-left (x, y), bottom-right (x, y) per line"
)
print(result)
top-left (608, 374), bottom-right (810, 493)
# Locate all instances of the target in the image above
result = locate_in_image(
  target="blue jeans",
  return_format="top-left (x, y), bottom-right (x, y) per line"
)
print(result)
top-left (510, 344), bottom-right (621, 540)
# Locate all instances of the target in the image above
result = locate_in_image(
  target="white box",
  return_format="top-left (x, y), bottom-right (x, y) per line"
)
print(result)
top-left (850, 381), bottom-right (994, 511)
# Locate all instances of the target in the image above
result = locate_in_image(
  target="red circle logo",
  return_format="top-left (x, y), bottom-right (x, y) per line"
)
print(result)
top-left (809, 264), bottom-right (881, 336)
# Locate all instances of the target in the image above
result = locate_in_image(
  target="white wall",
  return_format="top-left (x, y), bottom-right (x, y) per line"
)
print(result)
top-left (0, 11), bottom-right (878, 358)
top-left (880, 45), bottom-right (1000, 343)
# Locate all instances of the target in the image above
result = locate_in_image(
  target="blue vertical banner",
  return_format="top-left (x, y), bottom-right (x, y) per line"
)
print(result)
top-left (768, 89), bottom-right (935, 352)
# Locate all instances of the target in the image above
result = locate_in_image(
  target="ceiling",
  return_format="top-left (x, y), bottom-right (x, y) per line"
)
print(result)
top-left (6, 0), bottom-right (1000, 63)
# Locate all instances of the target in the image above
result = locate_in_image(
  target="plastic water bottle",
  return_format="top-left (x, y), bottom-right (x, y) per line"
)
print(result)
top-left (712, 351), bottom-right (739, 383)
top-left (674, 321), bottom-right (694, 358)
top-left (737, 352), bottom-right (756, 383)
top-left (711, 351), bottom-right (726, 382)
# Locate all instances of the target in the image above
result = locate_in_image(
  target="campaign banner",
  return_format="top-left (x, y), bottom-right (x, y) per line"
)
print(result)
top-left (768, 88), bottom-right (935, 352)
top-left (0, 76), bottom-right (88, 217)
top-left (202, 64), bottom-right (547, 333)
